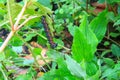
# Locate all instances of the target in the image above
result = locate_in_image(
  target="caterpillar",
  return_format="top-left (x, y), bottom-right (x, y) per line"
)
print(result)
top-left (41, 16), bottom-right (57, 48)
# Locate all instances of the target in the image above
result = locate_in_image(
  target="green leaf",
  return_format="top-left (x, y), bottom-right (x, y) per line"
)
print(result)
top-left (9, 0), bottom-right (22, 21)
top-left (86, 62), bottom-right (98, 76)
top-left (0, 38), bottom-right (3, 42)
top-left (13, 58), bottom-right (34, 67)
top-left (89, 10), bottom-right (108, 43)
top-left (15, 74), bottom-right (32, 80)
top-left (103, 58), bottom-right (115, 67)
top-left (38, 69), bottom-right (80, 80)
top-left (12, 46), bottom-right (23, 53)
top-left (0, 52), bottom-right (5, 61)
top-left (65, 55), bottom-right (86, 79)
top-left (47, 49), bottom-right (67, 69)
top-left (24, 33), bottom-right (37, 41)
top-left (114, 19), bottom-right (120, 26)
top-left (101, 68), bottom-right (115, 79)
top-left (10, 35), bottom-right (24, 46)
top-left (5, 47), bottom-right (18, 58)
top-left (111, 44), bottom-right (120, 57)
top-left (87, 60), bottom-right (101, 80)
top-left (72, 15), bottom-right (98, 62)
top-left (38, 0), bottom-right (52, 9)
top-left (104, 41), bottom-right (110, 46)
top-left (33, 48), bottom-right (42, 57)
top-left (40, 50), bottom-right (80, 80)
top-left (67, 23), bottom-right (76, 36)
top-left (54, 38), bottom-right (64, 50)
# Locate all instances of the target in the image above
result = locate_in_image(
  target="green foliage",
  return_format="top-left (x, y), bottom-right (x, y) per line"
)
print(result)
top-left (72, 15), bottom-right (98, 62)
top-left (111, 44), bottom-right (120, 57)
top-left (65, 55), bottom-right (86, 79)
top-left (0, 0), bottom-right (120, 80)
top-left (89, 10), bottom-right (108, 43)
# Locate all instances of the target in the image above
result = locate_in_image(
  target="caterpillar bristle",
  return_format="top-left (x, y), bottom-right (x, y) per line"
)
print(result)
top-left (41, 16), bottom-right (57, 49)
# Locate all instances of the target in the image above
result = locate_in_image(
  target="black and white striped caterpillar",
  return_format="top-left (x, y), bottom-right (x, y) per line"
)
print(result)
top-left (41, 16), bottom-right (57, 48)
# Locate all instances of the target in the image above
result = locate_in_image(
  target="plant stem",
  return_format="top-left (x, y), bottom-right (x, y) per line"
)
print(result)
top-left (7, 0), bottom-right (13, 28)
top-left (17, 16), bottom-right (38, 30)
top-left (14, 2), bottom-right (27, 30)
top-left (105, 36), bottom-right (120, 47)
top-left (0, 31), bottom-right (15, 53)
top-left (0, 64), bottom-right (8, 80)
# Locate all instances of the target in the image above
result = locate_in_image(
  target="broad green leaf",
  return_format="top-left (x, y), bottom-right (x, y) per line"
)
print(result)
top-left (72, 15), bottom-right (98, 62)
top-left (86, 62), bottom-right (98, 76)
top-left (87, 60), bottom-right (101, 80)
top-left (40, 50), bottom-right (80, 80)
top-left (89, 10), bottom-right (108, 43)
top-left (79, 16), bottom-right (98, 58)
top-left (72, 28), bottom-right (88, 62)
top-left (111, 44), bottom-right (120, 57)
top-left (65, 55), bottom-right (86, 79)
top-left (38, 69), bottom-right (80, 80)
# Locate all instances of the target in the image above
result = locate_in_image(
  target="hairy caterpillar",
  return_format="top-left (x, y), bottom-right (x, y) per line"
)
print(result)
top-left (41, 16), bottom-right (57, 48)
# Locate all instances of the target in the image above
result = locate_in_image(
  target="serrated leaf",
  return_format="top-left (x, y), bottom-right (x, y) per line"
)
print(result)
top-left (111, 44), bottom-right (120, 57)
top-left (89, 10), bottom-right (108, 43)
top-left (65, 55), bottom-right (86, 79)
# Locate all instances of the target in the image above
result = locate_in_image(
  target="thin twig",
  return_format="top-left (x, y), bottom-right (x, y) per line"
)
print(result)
top-left (7, 0), bottom-right (13, 28)
top-left (0, 63), bottom-right (8, 80)
top-left (105, 36), bottom-right (120, 47)
top-left (0, 21), bottom-right (9, 27)
top-left (0, 31), bottom-right (15, 53)
top-left (16, 16), bottom-right (38, 30)
top-left (14, 2), bottom-right (27, 30)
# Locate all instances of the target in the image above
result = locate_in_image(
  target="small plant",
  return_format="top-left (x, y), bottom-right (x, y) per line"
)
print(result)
top-left (0, 0), bottom-right (120, 80)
